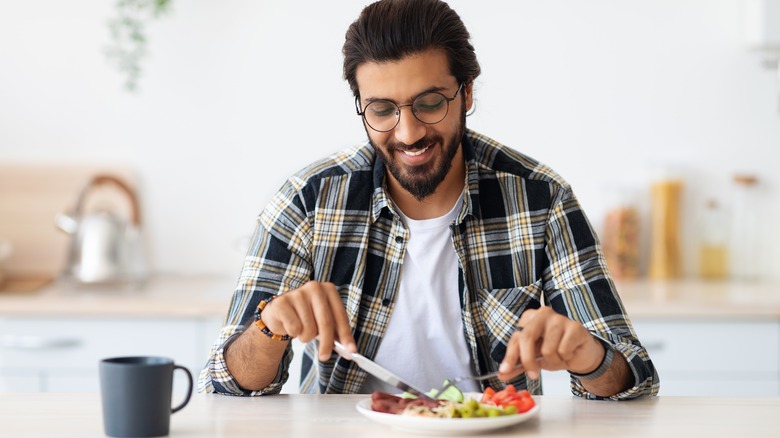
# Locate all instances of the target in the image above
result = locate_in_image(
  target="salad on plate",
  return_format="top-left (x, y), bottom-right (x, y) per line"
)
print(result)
top-left (370, 382), bottom-right (536, 419)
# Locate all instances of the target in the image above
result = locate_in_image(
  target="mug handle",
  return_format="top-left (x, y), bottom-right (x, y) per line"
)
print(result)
top-left (171, 364), bottom-right (193, 414)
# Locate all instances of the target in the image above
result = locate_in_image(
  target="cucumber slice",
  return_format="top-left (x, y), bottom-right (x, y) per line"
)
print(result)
top-left (427, 380), bottom-right (464, 402)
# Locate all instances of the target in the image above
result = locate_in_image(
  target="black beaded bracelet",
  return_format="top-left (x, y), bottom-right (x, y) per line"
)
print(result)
top-left (254, 295), bottom-right (292, 341)
top-left (569, 337), bottom-right (615, 381)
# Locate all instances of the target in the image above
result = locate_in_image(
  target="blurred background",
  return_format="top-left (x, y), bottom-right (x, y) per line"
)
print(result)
top-left (0, 0), bottom-right (779, 396)
top-left (1, 0), bottom-right (778, 281)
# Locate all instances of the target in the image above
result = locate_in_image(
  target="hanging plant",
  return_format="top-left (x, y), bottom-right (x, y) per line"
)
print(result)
top-left (105, 0), bottom-right (172, 91)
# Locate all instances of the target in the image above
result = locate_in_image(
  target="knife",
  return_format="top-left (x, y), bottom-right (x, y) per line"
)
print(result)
top-left (332, 340), bottom-right (437, 403)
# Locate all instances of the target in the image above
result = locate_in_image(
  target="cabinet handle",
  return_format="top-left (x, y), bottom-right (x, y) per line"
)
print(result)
top-left (1, 335), bottom-right (82, 350)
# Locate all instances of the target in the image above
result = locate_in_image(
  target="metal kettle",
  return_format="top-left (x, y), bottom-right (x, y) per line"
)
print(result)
top-left (55, 174), bottom-right (148, 284)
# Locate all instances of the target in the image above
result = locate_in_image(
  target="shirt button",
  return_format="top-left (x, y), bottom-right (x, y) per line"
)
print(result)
top-left (382, 298), bottom-right (391, 306)
top-left (395, 236), bottom-right (403, 243)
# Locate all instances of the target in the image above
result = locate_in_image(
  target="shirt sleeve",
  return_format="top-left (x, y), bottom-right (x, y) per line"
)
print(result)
top-left (198, 181), bottom-right (314, 396)
top-left (542, 186), bottom-right (660, 399)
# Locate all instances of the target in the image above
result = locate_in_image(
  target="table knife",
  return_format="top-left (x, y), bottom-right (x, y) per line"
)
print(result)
top-left (332, 340), bottom-right (437, 403)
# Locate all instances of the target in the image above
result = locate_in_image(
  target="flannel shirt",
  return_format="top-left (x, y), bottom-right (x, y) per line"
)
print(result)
top-left (198, 129), bottom-right (660, 399)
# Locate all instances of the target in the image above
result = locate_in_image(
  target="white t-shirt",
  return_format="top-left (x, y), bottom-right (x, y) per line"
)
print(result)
top-left (359, 197), bottom-right (479, 394)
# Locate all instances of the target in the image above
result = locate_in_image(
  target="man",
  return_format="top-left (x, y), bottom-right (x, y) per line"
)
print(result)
top-left (199, 0), bottom-right (659, 400)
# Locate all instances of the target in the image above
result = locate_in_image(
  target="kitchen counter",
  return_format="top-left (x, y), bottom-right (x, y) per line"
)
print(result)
top-left (2, 276), bottom-right (779, 396)
top-left (1, 275), bottom-right (778, 319)
top-left (0, 275), bottom-right (234, 318)
top-left (0, 276), bottom-right (235, 393)
top-left (614, 278), bottom-right (780, 319)
top-left (0, 393), bottom-right (777, 437)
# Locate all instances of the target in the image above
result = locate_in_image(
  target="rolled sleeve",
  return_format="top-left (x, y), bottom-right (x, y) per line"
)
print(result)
top-left (198, 327), bottom-right (293, 396)
top-left (569, 333), bottom-right (660, 400)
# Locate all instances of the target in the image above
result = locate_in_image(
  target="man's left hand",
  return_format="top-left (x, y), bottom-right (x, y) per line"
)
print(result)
top-left (498, 306), bottom-right (605, 381)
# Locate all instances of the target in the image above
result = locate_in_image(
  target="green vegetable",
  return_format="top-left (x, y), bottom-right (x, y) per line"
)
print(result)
top-left (425, 380), bottom-right (465, 402)
top-left (400, 380), bottom-right (466, 402)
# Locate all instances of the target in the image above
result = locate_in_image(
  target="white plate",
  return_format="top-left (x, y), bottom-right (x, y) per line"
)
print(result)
top-left (355, 393), bottom-right (540, 435)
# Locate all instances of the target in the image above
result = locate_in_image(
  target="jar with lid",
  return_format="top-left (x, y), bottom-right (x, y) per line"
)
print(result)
top-left (730, 174), bottom-right (759, 281)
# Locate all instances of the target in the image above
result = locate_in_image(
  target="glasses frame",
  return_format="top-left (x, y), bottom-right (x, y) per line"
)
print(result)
top-left (355, 83), bottom-right (464, 132)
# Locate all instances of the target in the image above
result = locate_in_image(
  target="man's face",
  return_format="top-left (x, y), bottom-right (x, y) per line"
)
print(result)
top-left (355, 49), bottom-right (472, 201)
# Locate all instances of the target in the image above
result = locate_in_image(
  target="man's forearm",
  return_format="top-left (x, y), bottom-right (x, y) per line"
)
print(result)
top-left (224, 324), bottom-right (290, 392)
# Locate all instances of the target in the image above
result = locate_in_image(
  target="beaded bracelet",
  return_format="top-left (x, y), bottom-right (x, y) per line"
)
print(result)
top-left (569, 337), bottom-right (615, 381)
top-left (254, 295), bottom-right (292, 341)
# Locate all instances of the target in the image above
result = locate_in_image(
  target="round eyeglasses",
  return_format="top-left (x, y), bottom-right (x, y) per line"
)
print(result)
top-left (355, 83), bottom-right (464, 132)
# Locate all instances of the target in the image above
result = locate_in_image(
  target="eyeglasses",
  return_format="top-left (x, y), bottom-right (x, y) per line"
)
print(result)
top-left (356, 83), bottom-right (463, 132)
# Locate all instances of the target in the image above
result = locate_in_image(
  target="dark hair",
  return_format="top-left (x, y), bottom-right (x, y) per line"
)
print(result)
top-left (342, 0), bottom-right (481, 98)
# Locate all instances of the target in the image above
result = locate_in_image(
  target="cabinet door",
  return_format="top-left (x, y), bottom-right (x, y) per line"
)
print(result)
top-left (632, 318), bottom-right (780, 396)
top-left (0, 316), bottom-right (208, 393)
top-left (540, 370), bottom-right (572, 396)
top-left (281, 339), bottom-right (306, 394)
top-left (0, 369), bottom-right (40, 392)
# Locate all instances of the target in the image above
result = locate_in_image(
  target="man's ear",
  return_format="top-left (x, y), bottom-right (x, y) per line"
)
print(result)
top-left (464, 81), bottom-right (474, 113)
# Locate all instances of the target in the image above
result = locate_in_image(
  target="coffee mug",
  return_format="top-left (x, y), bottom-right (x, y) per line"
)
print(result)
top-left (99, 356), bottom-right (193, 437)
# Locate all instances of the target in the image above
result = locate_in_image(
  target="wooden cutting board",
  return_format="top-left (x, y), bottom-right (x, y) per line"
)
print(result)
top-left (0, 164), bottom-right (137, 288)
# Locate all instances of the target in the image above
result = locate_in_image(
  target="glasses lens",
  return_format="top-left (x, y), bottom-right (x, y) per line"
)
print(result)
top-left (364, 100), bottom-right (398, 132)
top-left (412, 92), bottom-right (448, 124)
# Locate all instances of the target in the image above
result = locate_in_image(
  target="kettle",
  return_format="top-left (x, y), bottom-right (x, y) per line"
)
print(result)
top-left (55, 174), bottom-right (148, 284)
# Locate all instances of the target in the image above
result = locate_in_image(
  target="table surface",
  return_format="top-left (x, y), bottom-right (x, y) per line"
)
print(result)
top-left (1, 393), bottom-right (778, 438)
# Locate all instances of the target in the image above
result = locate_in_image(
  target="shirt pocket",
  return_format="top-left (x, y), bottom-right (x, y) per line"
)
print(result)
top-left (474, 279), bottom-right (544, 363)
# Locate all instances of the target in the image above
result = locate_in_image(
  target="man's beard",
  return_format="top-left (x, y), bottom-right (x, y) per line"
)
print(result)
top-left (370, 109), bottom-right (466, 201)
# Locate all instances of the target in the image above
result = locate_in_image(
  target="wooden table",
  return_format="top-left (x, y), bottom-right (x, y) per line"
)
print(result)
top-left (1, 393), bottom-right (778, 437)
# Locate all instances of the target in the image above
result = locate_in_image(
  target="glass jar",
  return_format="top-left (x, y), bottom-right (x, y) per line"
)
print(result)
top-left (698, 199), bottom-right (728, 279)
top-left (649, 179), bottom-right (683, 280)
top-left (730, 174), bottom-right (759, 281)
top-left (602, 202), bottom-right (641, 280)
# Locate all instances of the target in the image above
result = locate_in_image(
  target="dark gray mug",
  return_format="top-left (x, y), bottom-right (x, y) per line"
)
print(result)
top-left (99, 356), bottom-right (193, 437)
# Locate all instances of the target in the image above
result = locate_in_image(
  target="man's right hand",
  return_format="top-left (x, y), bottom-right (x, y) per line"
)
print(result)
top-left (259, 281), bottom-right (357, 361)
top-left (225, 281), bottom-right (357, 391)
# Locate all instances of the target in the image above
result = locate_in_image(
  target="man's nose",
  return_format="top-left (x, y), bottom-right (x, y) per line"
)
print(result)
top-left (393, 106), bottom-right (426, 146)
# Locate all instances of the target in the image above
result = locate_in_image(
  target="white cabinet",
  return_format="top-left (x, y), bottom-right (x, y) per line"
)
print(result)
top-left (631, 318), bottom-right (779, 396)
top-left (0, 316), bottom-right (223, 393)
top-left (542, 318), bottom-right (780, 397)
top-left (282, 339), bottom-right (306, 394)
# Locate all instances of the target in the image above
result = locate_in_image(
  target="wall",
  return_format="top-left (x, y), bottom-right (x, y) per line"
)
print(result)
top-left (1, 0), bottom-right (778, 280)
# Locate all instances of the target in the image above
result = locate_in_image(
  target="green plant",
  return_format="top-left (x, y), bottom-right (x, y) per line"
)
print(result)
top-left (106, 0), bottom-right (172, 91)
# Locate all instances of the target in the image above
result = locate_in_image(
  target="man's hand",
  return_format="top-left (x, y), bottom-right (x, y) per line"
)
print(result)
top-left (259, 281), bottom-right (357, 361)
top-left (225, 281), bottom-right (357, 391)
top-left (497, 307), bottom-right (632, 397)
top-left (498, 307), bottom-right (605, 380)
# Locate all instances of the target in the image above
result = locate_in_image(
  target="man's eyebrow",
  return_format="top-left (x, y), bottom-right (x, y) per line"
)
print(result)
top-left (362, 85), bottom-right (449, 104)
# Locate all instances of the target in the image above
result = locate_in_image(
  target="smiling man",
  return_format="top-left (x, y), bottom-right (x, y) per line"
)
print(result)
top-left (199, 0), bottom-right (659, 400)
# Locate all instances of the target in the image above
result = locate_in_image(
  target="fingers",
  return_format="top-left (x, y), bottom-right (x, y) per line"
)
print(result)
top-left (312, 283), bottom-right (341, 361)
top-left (500, 307), bottom-right (596, 381)
top-left (499, 326), bottom-right (522, 379)
top-left (263, 281), bottom-right (355, 362)
top-left (326, 284), bottom-right (357, 352)
top-left (518, 320), bottom-right (543, 380)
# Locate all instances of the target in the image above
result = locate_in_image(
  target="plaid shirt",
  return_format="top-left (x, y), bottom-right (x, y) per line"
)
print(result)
top-left (198, 129), bottom-right (659, 400)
